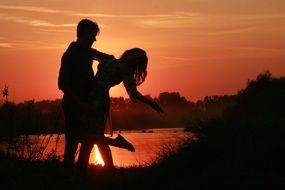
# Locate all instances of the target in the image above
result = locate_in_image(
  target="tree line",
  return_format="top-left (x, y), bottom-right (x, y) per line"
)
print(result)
top-left (0, 71), bottom-right (284, 136)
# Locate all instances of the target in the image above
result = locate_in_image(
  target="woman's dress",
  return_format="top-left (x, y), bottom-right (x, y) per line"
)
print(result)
top-left (86, 59), bottom-right (140, 137)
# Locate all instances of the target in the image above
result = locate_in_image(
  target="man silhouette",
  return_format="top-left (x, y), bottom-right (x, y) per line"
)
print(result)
top-left (58, 19), bottom-right (113, 173)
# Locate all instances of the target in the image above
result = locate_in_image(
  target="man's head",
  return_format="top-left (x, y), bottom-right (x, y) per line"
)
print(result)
top-left (77, 19), bottom-right (99, 47)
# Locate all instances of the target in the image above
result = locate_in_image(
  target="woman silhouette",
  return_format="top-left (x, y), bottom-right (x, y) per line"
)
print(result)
top-left (78, 48), bottom-right (164, 170)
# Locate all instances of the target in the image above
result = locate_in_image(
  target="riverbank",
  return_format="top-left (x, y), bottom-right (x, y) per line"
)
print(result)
top-left (1, 139), bottom-right (284, 190)
top-left (1, 73), bottom-right (285, 189)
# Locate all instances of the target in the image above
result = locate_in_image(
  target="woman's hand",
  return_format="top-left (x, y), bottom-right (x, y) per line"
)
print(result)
top-left (150, 102), bottom-right (164, 113)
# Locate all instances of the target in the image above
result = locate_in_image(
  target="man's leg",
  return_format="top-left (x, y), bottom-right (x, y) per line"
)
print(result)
top-left (63, 135), bottom-right (78, 173)
top-left (77, 141), bottom-right (93, 174)
top-left (62, 103), bottom-right (79, 174)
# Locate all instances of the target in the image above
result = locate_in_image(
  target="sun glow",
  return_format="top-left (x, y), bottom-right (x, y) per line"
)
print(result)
top-left (94, 144), bottom-right (105, 166)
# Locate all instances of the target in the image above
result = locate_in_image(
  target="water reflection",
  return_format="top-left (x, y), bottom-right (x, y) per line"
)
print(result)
top-left (1, 128), bottom-right (192, 167)
top-left (89, 128), bottom-right (191, 167)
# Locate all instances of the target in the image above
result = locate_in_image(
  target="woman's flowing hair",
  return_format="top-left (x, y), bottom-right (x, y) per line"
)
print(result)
top-left (121, 48), bottom-right (148, 86)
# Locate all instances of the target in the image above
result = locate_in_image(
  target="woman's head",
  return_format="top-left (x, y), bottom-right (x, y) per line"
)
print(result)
top-left (121, 48), bottom-right (148, 86)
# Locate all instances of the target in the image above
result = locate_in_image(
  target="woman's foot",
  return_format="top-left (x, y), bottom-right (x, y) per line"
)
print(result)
top-left (115, 134), bottom-right (135, 152)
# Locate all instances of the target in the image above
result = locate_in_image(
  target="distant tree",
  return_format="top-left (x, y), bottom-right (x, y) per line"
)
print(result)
top-left (111, 97), bottom-right (127, 111)
top-left (2, 85), bottom-right (9, 103)
top-left (158, 92), bottom-right (191, 107)
top-left (238, 70), bottom-right (285, 117)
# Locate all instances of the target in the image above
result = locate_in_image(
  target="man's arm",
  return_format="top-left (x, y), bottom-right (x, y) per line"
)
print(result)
top-left (91, 49), bottom-right (115, 62)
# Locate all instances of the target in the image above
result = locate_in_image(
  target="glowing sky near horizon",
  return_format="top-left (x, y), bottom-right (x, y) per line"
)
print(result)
top-left (0, 0), bottom-right (285, 103)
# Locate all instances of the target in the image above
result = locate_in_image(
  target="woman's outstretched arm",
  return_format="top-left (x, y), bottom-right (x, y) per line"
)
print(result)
top-left (123, 76), bottom-right (164, 113)
top-left (132, 91), bottom-right (164, 113)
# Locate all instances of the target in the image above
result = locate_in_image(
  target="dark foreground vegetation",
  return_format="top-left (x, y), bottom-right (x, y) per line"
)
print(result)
top-left (1, 71), bottom-right (285, 189)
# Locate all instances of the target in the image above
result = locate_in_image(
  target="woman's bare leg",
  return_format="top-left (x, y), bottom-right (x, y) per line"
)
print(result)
top-left (97, 143), bottom-right (114, 168)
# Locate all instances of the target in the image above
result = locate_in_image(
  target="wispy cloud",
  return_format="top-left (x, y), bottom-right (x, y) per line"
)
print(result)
top-left (73, 13), bottom-right (174, 19)
top-left (135, 11), bottom-right (198, 28)
top-left (0, 3), bottom-right (201, 29)
top-left (0, 13), bottom-right (76, 28)
top-left (231, 46), bottom-right (285, 54)
top-left (0, 37), bottom-right (16, 48)
top-left (0, 5), bottom-right (59, 13)
top-left (4, 39), bottom-right (66, 49)
top-left (0, 4), bottom-right (197, 21)
top-left (0, 42), bottom-right (15, 48)
top-left (161, 56), bottom-right (193, 61)
top-left (196, 26), bottom-right (257, 35)
top-left (0, 4), bottom-right (171, 19)
top-left (240, 13), bottom-right (285, 20)
top-left (0, 36), bottom-right (65, 49)
top-left (0, 5), bottom-right (198, 30)
top-left (29, 20), bottom-right (75, 27)
top-left (69, 11), bottom-right (198, 29)
top-left (138, 19), bottom-right (189, 28)
top-left (38, 28), bottom-right (73, 33)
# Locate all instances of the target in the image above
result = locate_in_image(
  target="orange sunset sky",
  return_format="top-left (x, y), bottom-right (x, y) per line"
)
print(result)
top-left (0, 0), bottom-right (285, 103)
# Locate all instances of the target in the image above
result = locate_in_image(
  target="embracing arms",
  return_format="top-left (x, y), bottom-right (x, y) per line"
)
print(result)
top-left (58, 47), bottom-right (114, 112)
top-left (92, 49), bottom-right (115, 62)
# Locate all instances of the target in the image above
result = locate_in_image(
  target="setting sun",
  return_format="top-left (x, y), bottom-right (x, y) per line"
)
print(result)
top-left (93, 144), bottom-right (105, 166)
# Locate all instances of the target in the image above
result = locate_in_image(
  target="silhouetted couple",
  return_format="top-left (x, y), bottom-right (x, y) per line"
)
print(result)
top-left (58, 19), bottom-right (163, 174)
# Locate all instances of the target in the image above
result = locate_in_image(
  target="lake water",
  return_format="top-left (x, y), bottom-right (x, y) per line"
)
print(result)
top-left (2, 128), bottom-right (192, 167)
